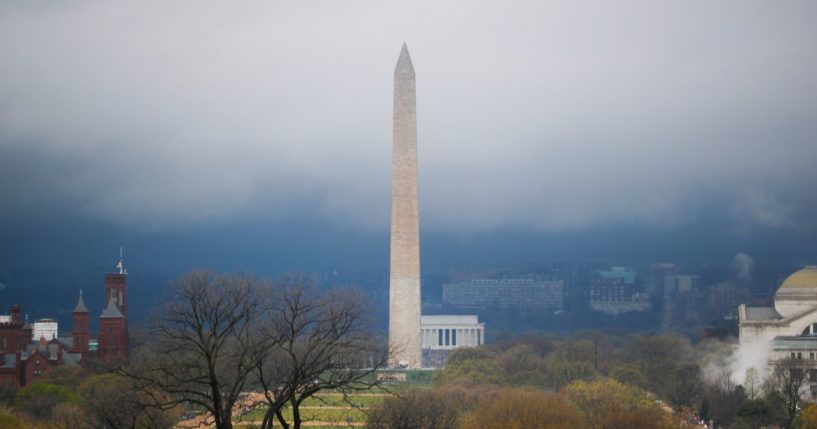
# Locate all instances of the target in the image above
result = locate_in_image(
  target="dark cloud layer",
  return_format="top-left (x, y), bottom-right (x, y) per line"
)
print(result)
top-left (1, 1), bottom-right (817, 273)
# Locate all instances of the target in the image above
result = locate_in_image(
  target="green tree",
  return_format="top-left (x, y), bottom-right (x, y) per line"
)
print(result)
top-left (459, 388), bottom-right (585, 429)
top-left (0, 381), bottom-right (18, 406)
top-left (732, 398), bottom-right (783, 429)
top-left (609, 364), bottom-right (647, 389)
top-left (704, 370), bottom-right (744, 427)
top-left (628, 335), bottom-right (688, 397)
top-left (743, 367), bottom-right (761, 400)
top-left (800, 404), bottom-right (817, 429)
top-left (768, 357), bottom-right (810, 429)
top-left (79, 373), bottom-right (177, 428)
top-left (545, 340), bottom-right (598, 389)
top-left (14, 382), bottom-right (80, 421)
top-left (698, 397), bottom-right (709, 422)
top-left (561, 378), bottom-right (673, 429)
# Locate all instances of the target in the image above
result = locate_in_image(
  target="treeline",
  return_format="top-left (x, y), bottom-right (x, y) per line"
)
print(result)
top-left (366, 331), bottom-right (817, 429)
top-left (2, 270), bottom-right (387, 429)
top-left (5, 270), bottom-right (817, 429)
top-left (0, 366), bottom-right (176, 428)
top-left (369, 379), bottom-right (677, 429)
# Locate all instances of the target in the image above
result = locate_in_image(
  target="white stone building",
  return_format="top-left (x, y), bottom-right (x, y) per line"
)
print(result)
top-left (420, 315), bottom-right (484, 368)
top-left (32, 319), bottom-right (58, 341)
top-left (739, 266), bottom-right (817, 393)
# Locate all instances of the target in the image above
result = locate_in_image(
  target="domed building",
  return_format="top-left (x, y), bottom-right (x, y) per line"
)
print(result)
top-left (739, 266), bottom-right (817, 373)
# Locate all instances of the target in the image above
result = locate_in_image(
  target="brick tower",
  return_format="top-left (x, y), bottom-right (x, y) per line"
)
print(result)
top-left (98, 296), bottom-right (127, 361)
top-left (71, 290), bottom-right (90, 356)
top-left (98, 249), bottom-right (128, 361)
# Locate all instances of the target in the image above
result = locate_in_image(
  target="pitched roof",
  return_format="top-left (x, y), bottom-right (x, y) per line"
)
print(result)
top-left (73, 289), bottom-right (89, 313)
top-left (744, 306), bottom-right (782, 321)
top-left (100, 296), bottom-right (124, 319)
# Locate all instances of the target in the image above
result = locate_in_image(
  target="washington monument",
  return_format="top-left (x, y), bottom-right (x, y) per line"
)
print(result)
top-left (389, 43), bottom-right (422, 369)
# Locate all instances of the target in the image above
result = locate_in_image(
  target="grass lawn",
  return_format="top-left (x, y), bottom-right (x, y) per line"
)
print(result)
top-left (233, 370), bottom-right (437, 425)
top-left (237, 393), bottom-right (384, 423)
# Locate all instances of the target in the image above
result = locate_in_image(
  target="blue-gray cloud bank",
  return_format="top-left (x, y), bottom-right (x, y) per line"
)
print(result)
top-left (1, 1), bottom-right (816, 274)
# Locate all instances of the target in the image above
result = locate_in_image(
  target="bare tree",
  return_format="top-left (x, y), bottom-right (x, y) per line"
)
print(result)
top-left (368, 389), bottom-right (461, 429)
top-left (124, 271), bottom-right (272, 429)
top-left (254, 277), bottom-right (390, 429)
top-left (704, 369), bottom-right (745, 428)
top-left (667, 363), bottom-right (703, 407)
top-left (768, 356), bottom-right (810, 429)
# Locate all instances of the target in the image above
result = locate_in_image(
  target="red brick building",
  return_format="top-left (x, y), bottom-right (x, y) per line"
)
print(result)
top-left (0, 258), bottom-right (130, 386)
top-left (98, 296), bottom-right (127, 361)
top-left (0, 305), bottom-right (77, 387)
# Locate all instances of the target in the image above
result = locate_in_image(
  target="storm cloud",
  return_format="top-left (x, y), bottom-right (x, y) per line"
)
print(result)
top-left (1, 1), bottom-right (816, 236)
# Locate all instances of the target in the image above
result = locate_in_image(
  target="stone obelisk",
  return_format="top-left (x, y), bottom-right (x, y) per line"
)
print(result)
top-left (389, 43), bottom-right (422, 369)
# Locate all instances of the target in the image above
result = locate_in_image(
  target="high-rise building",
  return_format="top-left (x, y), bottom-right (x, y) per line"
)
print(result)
top-left (443, 278), bottom-right (564, 310)
top-left (389, 43), bottom-right (422, 369)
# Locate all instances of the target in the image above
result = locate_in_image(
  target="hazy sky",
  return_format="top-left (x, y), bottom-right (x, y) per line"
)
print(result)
top-left (1, 1), bottom-right (816, 273)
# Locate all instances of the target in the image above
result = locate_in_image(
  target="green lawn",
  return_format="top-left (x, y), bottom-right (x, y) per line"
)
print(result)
top-left (234, 370), bottom-right (438, 425)
top-left (237, 392), bottom-right (388, 421)
top-left (238, 405), bottom-right (369, 423)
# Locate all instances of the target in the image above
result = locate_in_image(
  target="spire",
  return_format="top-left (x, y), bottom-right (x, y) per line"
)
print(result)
top-left (100, 295), bottom-right (124, 319)
top-left (73, 289), bottom-right (89, 313)
top-left (395, 42), bottom-right (414, 74)
top-left (116, 246), bottom-right (127, 275)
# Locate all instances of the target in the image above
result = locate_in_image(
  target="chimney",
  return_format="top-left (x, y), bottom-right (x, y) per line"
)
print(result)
top-left (10, 305), bottom-right (20, 323)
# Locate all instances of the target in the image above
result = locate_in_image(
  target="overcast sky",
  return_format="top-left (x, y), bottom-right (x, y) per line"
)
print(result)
top-left (1, 1), bottom-right (816, 273)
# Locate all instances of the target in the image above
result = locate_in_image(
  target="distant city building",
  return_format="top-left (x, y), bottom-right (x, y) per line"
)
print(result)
top-left (421, 315), bottom-right (484, 368)
top-left (647, 263), bottom-right (679, 296)
top-left (586, 266), bottom-right (650, 315)
top-left (443, 278), bottom-right (564, 310)
top-left (707, 281), bottom-right (748, 319)
top-left (31, 319), bottom-right (58, 342)
top-left (662, 274), bottom-right (698, 297)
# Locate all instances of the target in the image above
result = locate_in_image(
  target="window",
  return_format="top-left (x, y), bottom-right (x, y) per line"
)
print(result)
top-left (801, 323), bottom-right (817, 336)
top-left (452, 329), bottom-right (457, 346)
top-left (799, 352), bottom-right (804, 359)
top-left (810, 369), bottom-right (817, 381)
top-left (438, 330), bottom-right (443, 346)
top-left (445, 329), bottom-right (450, 346)
top-left (792, 352), bottom-right (797, 359)
top-left (811, 352), bottom-right (815, 360)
